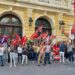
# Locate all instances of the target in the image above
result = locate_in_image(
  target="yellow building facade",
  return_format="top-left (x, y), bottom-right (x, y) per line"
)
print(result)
top-left (0, 0), bottom-right (74, 41)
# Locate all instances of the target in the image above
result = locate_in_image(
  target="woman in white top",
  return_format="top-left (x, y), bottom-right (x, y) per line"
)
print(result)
top-left (17, 44), bottom-right (22, 63)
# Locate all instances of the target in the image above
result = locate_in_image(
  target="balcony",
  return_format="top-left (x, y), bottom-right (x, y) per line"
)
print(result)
top-left (0, 0), bottom-right (72, 10)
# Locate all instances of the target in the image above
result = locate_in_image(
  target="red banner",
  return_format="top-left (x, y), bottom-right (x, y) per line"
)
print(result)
top-left (11, 33), bottom-right (21, 46)
top-left (30, 33), bottom-right (38, 40)
top-left (42, 32), bottom-right (48, 39)
top-left (11, 39), bottom-right (18, 46)
top-left (15, 33), bottom-right (21, 41)
top-left (21, 36), bottom-right (28, 45)
top-left (37, 32), bottom-right (48, 40)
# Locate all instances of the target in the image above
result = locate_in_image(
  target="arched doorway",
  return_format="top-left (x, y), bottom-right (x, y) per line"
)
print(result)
top-left (35, 16), bottom-right (52, 36)
top-left (0, 13), bottom-right (22, 38)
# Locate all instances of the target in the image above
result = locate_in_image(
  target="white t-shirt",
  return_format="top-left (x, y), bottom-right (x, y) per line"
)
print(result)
top-left (45, 45), bottom-right (51, 53)
top-left (0, 47), bottom-right (5, 56)
top-left (17, 47), bottom-right (22, 53)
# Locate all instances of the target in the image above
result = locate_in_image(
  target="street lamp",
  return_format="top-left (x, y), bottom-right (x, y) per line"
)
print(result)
top-left (29, 17), bottom-right (33, 26)
top-left (59, 20), bottom-right (65, 29)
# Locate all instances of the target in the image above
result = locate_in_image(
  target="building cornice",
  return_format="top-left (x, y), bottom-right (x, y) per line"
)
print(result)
top-left (0, 0), bottom-right (72, 16)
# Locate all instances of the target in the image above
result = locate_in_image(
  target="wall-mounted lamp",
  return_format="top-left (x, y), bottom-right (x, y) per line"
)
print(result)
top-left (59, 20), bottom-right (65, 29)
top-left (29, 17), bottom-right (33, 26)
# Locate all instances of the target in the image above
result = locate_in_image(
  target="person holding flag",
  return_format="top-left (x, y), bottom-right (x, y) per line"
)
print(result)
top-left (9, 44), bottom-right (17, 67)
top-left (38, 42), bottom-right (46, 66)
top-left (44, 42), bottom-right (51, 65)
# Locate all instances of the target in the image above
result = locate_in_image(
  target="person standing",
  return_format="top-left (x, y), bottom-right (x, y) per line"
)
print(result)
top-left (67, 42), bottom-right (74, 62)
top-left (59, 41), bottom-right (65, 63)
top-left (22, 44), bottom-right (28, 65)
top-left (44, 42), bottom-right (51, 65)
top-left (9, 44), bottom-right (17, 67)
top-left (0, 44), bottom-right (5, 66)
top-left (64, 41), bottom-right (68, 61)
top-left (38, 42), bottom-right (46, 66)
top-left (28, 44), bottom-right (34, 63)
top-left (17, 44), bottom-right (22, 63)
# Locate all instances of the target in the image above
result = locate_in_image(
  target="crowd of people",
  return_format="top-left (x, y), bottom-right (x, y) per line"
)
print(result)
top-left (0, 40), bottom-right (75, 67)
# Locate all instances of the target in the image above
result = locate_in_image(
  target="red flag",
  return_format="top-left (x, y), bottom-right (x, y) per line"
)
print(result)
top-left (41, 32), bottom-right (48, 39)
top-left (11, 33), bottom-right (21, 46)
top-left (15, 33), bottom-right (21, 41)
top-left (35, 25), bottom-right (43, 33)
top-left (21, 36), bottom-right (28, 45)
top-left (30, 33), bottom-right (38, 40)
top-left (11, 39), bottom-right (18, 46)
top-left (37, 32), bottom-right (48, 40)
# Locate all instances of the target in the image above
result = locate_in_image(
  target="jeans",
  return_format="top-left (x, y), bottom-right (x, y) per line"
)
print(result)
top-left (10, 52), bottom-right (17, 67)
top-left (68, 51), bottom-right (74, 62)
top-left (60, 52), bottom-right (65, 62)
top-left (44, 53), bottom-right (51, 64)
top-left (0, 55), bottom-right (4, 66)
top-left (34, 52), bottom-right (38, 60)
top-left (38, 53), bottom-right (45, 65)
top-left (22, 55), bottom-right (28, 64)
top-left (28, 52), bottom-right (35, 61)
top-left (18, 53), bottom-right (22, 63)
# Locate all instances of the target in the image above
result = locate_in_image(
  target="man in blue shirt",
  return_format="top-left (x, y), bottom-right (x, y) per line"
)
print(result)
top-left (59, 41), bottom-right (65, 63)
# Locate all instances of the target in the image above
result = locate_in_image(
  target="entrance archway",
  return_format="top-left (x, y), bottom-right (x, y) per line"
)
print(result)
top-left (0, 13), bottom-right (22, 38)
top-left (35, 16), bottom-right (52, 36)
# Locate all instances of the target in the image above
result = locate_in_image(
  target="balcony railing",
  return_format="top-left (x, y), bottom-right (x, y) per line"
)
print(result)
top-left (0, 0), bottom-right (72, 10)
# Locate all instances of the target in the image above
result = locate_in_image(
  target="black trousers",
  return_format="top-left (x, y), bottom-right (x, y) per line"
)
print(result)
top-left (68, 51), bottom-right (74, 62)
top-left (8, 53), bottom-right (10, 63)
top-left (18, 53), bottom-right (22, 63)
top-left (0, 56), bottom-right (4, 66)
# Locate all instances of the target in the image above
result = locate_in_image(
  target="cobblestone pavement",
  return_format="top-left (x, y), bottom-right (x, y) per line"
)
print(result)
top-left (0, 63), bottom-right (75, 75)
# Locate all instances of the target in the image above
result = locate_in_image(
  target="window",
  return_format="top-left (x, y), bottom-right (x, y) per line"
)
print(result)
top-left (0, 14), bottom-right (22, 37)
top-left (0, 14), bottom-right (22, 26)
top-left (35, 18), bottom-right (52, 36)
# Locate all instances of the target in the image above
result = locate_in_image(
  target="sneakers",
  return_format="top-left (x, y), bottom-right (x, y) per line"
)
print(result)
top-left (14, 64), bottom-right (16, 67)
top-left (1, 65), bottom-right (4, 67)
top-left (38, 64), bottom-right (40, 66)
top-left (10, 65), bottom-right (16, 67)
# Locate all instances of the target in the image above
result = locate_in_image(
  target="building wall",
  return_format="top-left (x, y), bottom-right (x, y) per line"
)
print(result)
top-left (0, 3), bottom-right (74, 41)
